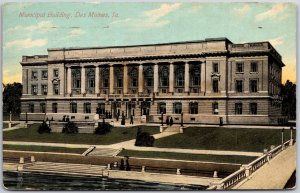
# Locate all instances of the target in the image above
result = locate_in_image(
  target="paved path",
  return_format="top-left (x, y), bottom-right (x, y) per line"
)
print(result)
top-left (233, 144), bottom-right (296, 189)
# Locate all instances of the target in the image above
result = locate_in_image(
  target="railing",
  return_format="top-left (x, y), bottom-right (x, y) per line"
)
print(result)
top-left (208, 139), bottom-right (292, 190)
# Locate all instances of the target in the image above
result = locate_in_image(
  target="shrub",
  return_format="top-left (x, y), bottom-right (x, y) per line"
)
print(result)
top-left (37, 121), bottom-right (51, 134)
top-left (94, 122), bottom-right (112, 135)
top-left (62, 121), bottom-right (78, 134)
top-left (134, 127), bottom-right (155, 147)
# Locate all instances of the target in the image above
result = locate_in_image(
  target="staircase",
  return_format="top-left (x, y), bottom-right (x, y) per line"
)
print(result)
top-left (87, 148), bottom-right (122, 157)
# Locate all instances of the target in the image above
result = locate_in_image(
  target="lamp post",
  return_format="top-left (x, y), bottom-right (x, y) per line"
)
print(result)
top-left (281, 128), bottom-right (284, 150)
top-left (289, 126), bottom-right (294, 146)
top-left (181, 112), bottom-right (183, 127)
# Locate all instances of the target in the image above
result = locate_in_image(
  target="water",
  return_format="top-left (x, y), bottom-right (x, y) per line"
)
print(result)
top-left (3, 171), bottom-right (207, 191)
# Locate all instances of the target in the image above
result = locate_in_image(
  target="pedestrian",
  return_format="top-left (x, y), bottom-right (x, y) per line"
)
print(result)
top-left (66, 115), bottom-right (70, 122)
top-left (166, 117), bottom-right (169, 126)
top-left (170, 117), bottom-right (173, 126)
top-left (130, 115), bottom-right (134, 124)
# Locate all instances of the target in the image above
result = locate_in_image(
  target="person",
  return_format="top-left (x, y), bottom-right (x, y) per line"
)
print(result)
top-left (130, 115), bottom-right (134, 125)
top-left (66, 115), bottom-right (70, 122)
top-left (166, 117), bottom-right (169, 126)
top-left (170, 117), bottom-right (173, 126)
top-left (62, 115), bottom-right (66, 122)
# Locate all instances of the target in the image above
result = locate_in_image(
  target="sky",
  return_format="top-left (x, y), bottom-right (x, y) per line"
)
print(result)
top-left (2, 2), bottom-right (296, 84)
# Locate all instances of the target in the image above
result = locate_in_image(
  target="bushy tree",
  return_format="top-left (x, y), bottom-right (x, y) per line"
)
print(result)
top-left (62, 121), bottom-right (79, 134)
top-left (3, 82), bottom-right (22, 114)
top-left (37, 121), bottom-right (51, 134)
top-left (280, 80), bottom-right (296, 120)
top-left (94, 122), bottom-right (112, 135)
top-left (134, 127), bottom-right (155, 147)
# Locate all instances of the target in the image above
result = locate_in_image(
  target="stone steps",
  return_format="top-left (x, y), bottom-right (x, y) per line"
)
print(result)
top-left (87, 148), bottom-right (121, 157)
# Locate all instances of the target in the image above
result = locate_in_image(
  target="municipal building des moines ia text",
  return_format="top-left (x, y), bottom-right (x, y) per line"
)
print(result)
top-left (20, 38), bottom-right (285, 125)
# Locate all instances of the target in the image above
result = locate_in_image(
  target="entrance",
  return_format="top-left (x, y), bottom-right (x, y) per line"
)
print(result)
top-left (112, 101), bottom-right (121, 118)
top-left (141, 101), bottom-right (150, 116)
top-left (127, 102), bottom-right (136, 118)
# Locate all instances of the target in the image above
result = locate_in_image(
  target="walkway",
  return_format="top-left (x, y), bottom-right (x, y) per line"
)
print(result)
top-left (233, 144), bottom-right (296, 189)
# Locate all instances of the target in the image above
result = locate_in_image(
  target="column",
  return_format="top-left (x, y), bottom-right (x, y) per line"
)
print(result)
top-left (123, 64), bottom-right (128, 94)
top-left (138, 64), bottom-right (144, 93)
top-left (95, 65), bottom-right (100, 95)
top-left (109, 64), bottom-right (114, 94)
top-left (184, 62), bottom-right (190, 93)
top-left (169, 63), bottom-right (174, 93)
top-left (200, 61), bottom-right (206, 92)
top-left (154, 64), bottom-right (158, 93)
top-left (67, 67), bottom-right (72, 95)
top-left (81, 66), bottom-right (86, 95)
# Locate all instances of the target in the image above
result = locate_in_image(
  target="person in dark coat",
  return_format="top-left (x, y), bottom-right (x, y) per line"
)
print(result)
top-left (166, 117), bottom-right (169, 126)
top-left (170, 117), bottom-right (173, 126)
top-left (130, 115), bottom-right (134, 125)
top-left (66, 115), bottom-right (70, 122)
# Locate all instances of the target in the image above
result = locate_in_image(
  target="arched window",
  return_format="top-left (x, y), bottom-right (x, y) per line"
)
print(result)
top-left (175, 67), bottom-right (184, 87)
top-left (87, 69), bottom-right (95, 88)
top-left (173, 103), bottom-right (182, 114)
top-left (158, 102), bottom-right (166, 114)
top-left (102, 68), bottom-right (109, 88)
top-left (191, 67), bottom-right (200, 86)
top-left (160, 67), bottom-right (169, 87)
top-left (130, 68), bottom-right (138, 87)
top-left (72, 69), bottom-right (81, 88)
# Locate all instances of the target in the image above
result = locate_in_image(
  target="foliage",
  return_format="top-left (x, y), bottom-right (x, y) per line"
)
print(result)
top-left (62, 121), bottom-right (79, 134)
top-left (3, 82), bottom-right (22, 114)
top-left (94, 122), bottom-right (112, 135)
top-left (134, 127), bottom-right (155, 147)
top-left (37, 121), bottom-right (51, 134)
top-left (280, 80), bottom-right (296, 120)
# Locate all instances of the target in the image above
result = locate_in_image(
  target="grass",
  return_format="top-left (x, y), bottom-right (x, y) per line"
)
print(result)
top-left (154, 127), bottom-right (293, 152)
top-left (118, 149), bottom-right (257, 164)
top-left (3, 123), bottom-right (18, 129)
top-left (3, 144), bottom-right (87, 154)
top-left (3, 124), bottom-right (159, 145)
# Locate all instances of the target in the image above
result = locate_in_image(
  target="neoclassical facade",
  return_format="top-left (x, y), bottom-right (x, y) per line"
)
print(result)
top-left (20, 38), bottom-right (285, 125)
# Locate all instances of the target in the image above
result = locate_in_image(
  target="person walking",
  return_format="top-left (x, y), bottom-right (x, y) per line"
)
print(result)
top-left (170, 117), bottom-right (173, 126)
top-left (130, 115), bottom-right (134, 125)
top-left (166, 117), bottom-right (169, 126)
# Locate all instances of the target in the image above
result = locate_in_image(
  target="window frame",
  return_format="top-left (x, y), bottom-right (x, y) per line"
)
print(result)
top-left (158, 103), bottom-right (166, 114)
top-left (213, 63), bottom-right (219, 73)
top-left (41, 70), bottom-right (48, 79)
top-left (84, 103), bottom-right (91, 114)
top-left (235, 103), bottom-right (243, 115)
top-left (213, 79), bottom-right (219, 93)
top-left (249, 103), bottom-right (257, 115)
top-left (250, 62), bottom-right (258, 73)
top-left (189, 102), bottom-right (198, 114)
top-left (236, 62), bottom-right (244, 73)
top-left (235, 80), bottom-right (243, 93)
top-left (70, 103), bottom-right (77, 113)
top-left (250, 79), bottom-right (258, 93)
top-left (173, 103), bottom-right (182, 114)
top-left (52, 103), bottom-right (58, 113)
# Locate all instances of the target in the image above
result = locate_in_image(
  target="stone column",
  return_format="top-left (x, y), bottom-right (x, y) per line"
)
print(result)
top-left (138, 64), bottom-right (144, 93)
top-left (200, 61), bottom-right (206, 93)
top-left (81, 66), bottom-right (86, 95)
top-left (169, 63), bottom-right (174, 93)
top-left (109, 64), bottom-right (114, 94)
top-left (123, 64), bottom-right (128, 94)
top-left (95, 65), bottom-right (100, 95)
top-left (67, 67), bottom-right (72, 95)
top-left (184, 62), bottom-right (190, 93)
top-left (154, 64), bottom-right (159, 93)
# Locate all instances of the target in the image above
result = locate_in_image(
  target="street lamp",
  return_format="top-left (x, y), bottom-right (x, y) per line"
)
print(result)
top-left (289, 126), bottom-right (294, 146)
top-left (181, 112), bottom-right (183, 127)
top-left (161, 112), bottom-right (164, 126)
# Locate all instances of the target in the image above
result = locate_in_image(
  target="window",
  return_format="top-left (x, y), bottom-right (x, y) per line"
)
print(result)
top-left (97, 103), bottom-right (105, 115)
top-left (213, 80), bottom-right (219, 92)
top-left (236, 62), bottom-right (244, 73)
top-left (40, 103), bottom-right (46, 113)
top-left (250, 103), bottom-right (257, 114)
top-left (70, 103), bottom-right (77, 113)
top-left (42, 85), bottom-right (48, 95)
top-left (236, 80), bottom-right (243, 92)
top-left (32, 85), bottom-right (38, 95)
top-left (131, 68), bottom-right (138, 87)
top-left (53, 83), bottom-right (59, 95)
top-left (29, 103), bottom-right (34, 113)
top-left (72, 69), bottom-right (81, 88)
top-left (84, 103), bottom-right (91, 114)
top-left (52, 103), bottom-right (58, 113)
top-left (173, 103), bottom-right (182, 114)
top-left (116, 69), bottom-right (123, 88)
top-left (42, 70), bottom-right (48, 79)
top-left (251, 62), bottom-right (258, 72)
top-left (213, 63), bottom-right (219, 73)
top-left (189, 102), bottom-right (198, 114)
top-left (158, 103), bottom-right (166, 114)
top-left (250, 79), bottom-right (258, 92)
top-left (145, 67), bottom-right (153, 87)
top-left (160, 67), bottom-right (169, 87)
top-left (235, 103), bottom-right (243, 114)
top-left (87, 69), bottom-right (95, 88)
top-left (53, 69), bottom-right (59, 77)
top-left (31, 71), bottom-right (37, 79)
top-left (212, 102), bottom-right (219, 114)
top-left (191, 67), bottom-right (200, 86)
top-left (175, 67), bottom-right (184, 87)
top-left (103, 68), bottom-right (109, 88)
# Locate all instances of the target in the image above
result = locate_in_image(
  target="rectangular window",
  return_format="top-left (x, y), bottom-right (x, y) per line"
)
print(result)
top-left (212, 102), bottom-right (219, 114)
top-left (117, 78), bottom-right (123, 88)
top-left (132, 78), bottom-right (138, 87)
top-left (250, 103), bottom-right (257, 114)
top-left (29, 103), bottom-right (34, 113)
top-left (53, 83), bottom-right (59, 95)
top-left (32, 85), bottom-right (38, 95)
top-left (88, 79), bottom-right (95, 88)
top-left (40, 103), bottom-right (46, 113)
top-left (42, 70), bottom-right (48, 79)
top-left (70, 103), bottom-right (77, 113)
top-left (103, 79), bottom-right (109, 88)
top-left (236, 80), bottom-right (243, 92)
top-left (98, 103), bottom-right (105, 115)
top-left (213, 80), bottom-right (219, 92)
top-left (190, 103), bottom-right (198, 114)
top-left (235, 103), bottom-right (243, 114)
top-left (84, 103), bottom-right (91, 114)
top-left (52, 103), bottom-right (58, 113)
top-left (250, 80), bottom-right (258, 92)
top-left (53, 69), bottom-right (59, 77)
top-left (251, 62), bottom-right (258, 72)
top-left (173, 103), bottom-right (182, 114)
top-left (42, 85), bottom-right (48, 95)
top-left (213, 63), bottom-right (219, 73)
top-left (31, 71), bottom-right (37, 79)
top-left (236, 62), bottom-right (244, 73)
top-left (158, 103), bottom-right (166, 114)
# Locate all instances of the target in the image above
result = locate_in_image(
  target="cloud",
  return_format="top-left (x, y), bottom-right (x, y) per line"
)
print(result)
top-left (234, 4), bottom-right (251, 15)
top-left (268, 36), bottom-right (284, 46)
top-left (144, 3), bottom-right (181, 21)
top-left (6, 21), bottom-right (56, 34)
top-left (5, 38), bottom-right (48, 49)
top-left (2, 70), bottom-right (22, 84)
top-left (68, 28), bottom-right (85, 37)
top-left (255, 4), bottom-right (287, 21)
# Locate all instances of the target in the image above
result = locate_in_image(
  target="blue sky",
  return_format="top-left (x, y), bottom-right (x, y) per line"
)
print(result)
top-left (2, 2), bottom-right (296, 83)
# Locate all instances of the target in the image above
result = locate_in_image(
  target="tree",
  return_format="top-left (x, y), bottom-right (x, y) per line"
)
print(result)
top-left (280, 80), bottom-right (296, 120)
top-left (3, 82), bottom-right (22, 114)
top-left (38, 121), bottom-right (51, 134)
top-left (134, 127), bottom-right (155, 147)
top-left (94, 122), bottom-right (112, 135)
top-left (62, 121), bottom-right (79, 134)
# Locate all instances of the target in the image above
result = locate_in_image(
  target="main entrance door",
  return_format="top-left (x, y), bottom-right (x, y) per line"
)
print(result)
top-left (112, 101), bottom-right (121, 118)
top-left (141, 101), bottom-right (150, 116)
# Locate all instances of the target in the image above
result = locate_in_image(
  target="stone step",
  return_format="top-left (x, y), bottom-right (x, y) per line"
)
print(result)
top-left (88, 148), bottom-right (121, 157)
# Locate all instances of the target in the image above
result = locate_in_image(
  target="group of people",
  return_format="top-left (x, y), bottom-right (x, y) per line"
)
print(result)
top-left (62, 115), bottom-right (70, 122)
top-left (165, 117), bottom-right (174, 126)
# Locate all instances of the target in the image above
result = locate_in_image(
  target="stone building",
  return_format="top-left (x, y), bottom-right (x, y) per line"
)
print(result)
top-left (20, 38), bottom-right (285, 125)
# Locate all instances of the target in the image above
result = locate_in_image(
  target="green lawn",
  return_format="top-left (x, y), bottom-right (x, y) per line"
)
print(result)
top-left (118, 149), bottom-right (257, 164)
top-left (154, 127), bottom-right (292, 152)
top-left (3, 124), bottom-right (159, 145)
top-left (3, 144), bottom-right (87, 154)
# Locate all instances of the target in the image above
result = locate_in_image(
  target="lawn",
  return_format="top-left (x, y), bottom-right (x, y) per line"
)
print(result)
top-left (118, 149), bottom-right (257, 164)
top-left (3, 123), bottom-right (18, 129)
top-left (154, 127), bottom-right (292, 152)
top-left (3, 144), bottom-right (87, 154)
top-left (3, 124), bottom-right (159, 145)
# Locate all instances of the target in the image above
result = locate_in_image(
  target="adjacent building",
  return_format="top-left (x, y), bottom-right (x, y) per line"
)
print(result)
top-left (20, 38), bottom-right (285, 125)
